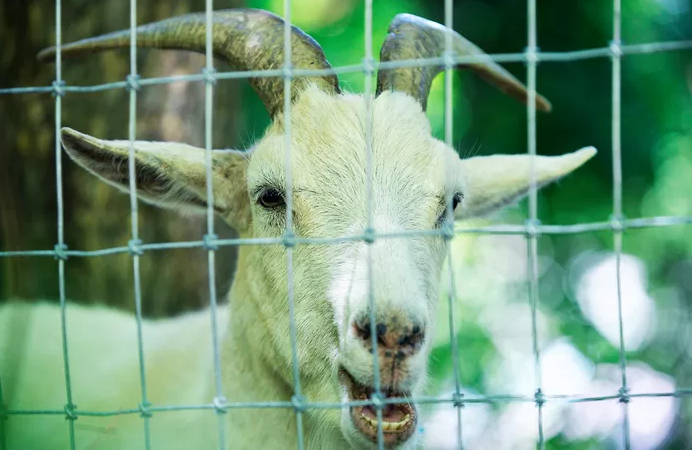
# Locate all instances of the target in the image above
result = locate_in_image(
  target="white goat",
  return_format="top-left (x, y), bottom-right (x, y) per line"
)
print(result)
top-left (0, 8), bottom-right (596, 450)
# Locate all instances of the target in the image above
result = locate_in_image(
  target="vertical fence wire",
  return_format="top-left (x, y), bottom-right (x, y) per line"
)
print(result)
top-left (202, 2), bottom-right (228, 449)
top-left (442, 0), bottom-right (464, 449)
top-left (611, 0), bottom-right (632, 447)
top-left (127, 1), bottom-right (153, 447)
top-left (526, 0), bottom-right (546, 447)
top-left (363, 1), bottom-right (385, 448)
top-left (281, 2), bottom-right (306, 448)
top-left (0, 375), bottom-right (5, 450)
top-left (53, 0), bottom-right (77, 446)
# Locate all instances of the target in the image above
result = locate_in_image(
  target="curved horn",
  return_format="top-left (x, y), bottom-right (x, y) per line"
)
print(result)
top-left (38, 8), bottom-right (340, 120)
top-left (376, 14), bottom-right (551, 113)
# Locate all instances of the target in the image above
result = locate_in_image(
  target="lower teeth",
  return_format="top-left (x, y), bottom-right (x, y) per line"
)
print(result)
top-left (361, 412), bottom-right (411, 432)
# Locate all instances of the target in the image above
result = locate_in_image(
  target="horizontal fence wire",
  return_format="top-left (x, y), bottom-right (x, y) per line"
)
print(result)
top-left (4, 389), bottom-right (692, 417)
top-left (0, 216), bottom-right (690, 259)
top-left (0, 40), bottom-right (691, 96)
top-left (0, 2), bottom-right (691, 450)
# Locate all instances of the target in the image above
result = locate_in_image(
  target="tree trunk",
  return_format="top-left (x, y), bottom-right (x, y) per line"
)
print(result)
top-left (0, 0), bottom-right (245, 317)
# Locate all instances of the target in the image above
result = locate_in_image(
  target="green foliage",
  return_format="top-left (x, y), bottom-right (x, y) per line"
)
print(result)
top-left (243, 0), bottom-right (691, 446)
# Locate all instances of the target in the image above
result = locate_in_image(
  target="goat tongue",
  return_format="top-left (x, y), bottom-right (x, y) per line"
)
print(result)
top-left (381, 404), bottom-right (407, 422)
top-left (361, 403), bottom-right (407, 423)
top-left (361, 405), bottom-right (377, 420)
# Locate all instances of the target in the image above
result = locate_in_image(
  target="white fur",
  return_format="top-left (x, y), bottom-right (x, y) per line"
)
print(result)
top-left (0, 87), bottom-right (595, 450)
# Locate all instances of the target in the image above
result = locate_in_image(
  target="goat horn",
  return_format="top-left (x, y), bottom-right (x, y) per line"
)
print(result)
top-left (37, 8), bottom-right (341, 120)
top-left (376, 14), bottom-right (551, 112)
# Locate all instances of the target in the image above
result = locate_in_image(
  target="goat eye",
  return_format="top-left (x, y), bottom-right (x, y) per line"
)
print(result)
top-left (452, 193), bottom-right (461, 211)
top-left (436, 193), bottom-right (463, 227)
top-left (258, 189), bottom-right (285, 209)
top-left (445, 193), bottom-right (462, 212)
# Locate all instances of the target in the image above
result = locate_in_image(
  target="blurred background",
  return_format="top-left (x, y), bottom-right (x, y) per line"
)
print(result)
top-left (0, 0), bottom-right (690, 449)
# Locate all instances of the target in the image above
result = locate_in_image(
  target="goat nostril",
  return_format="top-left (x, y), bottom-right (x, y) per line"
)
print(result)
top-left (354, 321), bottom-right (371, 341)
top-left (354, 321), bottom-right (388, 343)
top-left (353, 319), bottom-right (425, 354)
top-left (398, 324), bottom-right (425, 351)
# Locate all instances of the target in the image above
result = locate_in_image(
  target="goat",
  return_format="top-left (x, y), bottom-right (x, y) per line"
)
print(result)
top-left (0, 8), bottom-right (596, 450)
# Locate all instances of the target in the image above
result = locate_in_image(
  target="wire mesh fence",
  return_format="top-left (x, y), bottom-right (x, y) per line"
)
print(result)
top-left (0, 0), bottom-right (691, 449)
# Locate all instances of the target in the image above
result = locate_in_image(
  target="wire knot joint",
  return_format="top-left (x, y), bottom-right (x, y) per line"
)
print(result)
top-left (363, 227), bottom-right (376, 244)
top-left (362, 57), bottom-right (376, 75)
top-left (213, 396), bottom-right (227, 414)
top-left (51, 80), bottom-right (66, 98)
top-left (125, 74), bottom-right (141, 92)
top-left (524, 219), bottom-right (541, 238)
top-left (609, 40), bottom-right (623, 58)
top-left (523, 46), bottom-right (541, 65)
top-left (203, 233), bottom-right (219, 251)
top-left (282, 232), bottom-right (296, 248)
top-left (451, 392), bottom-right (465, 408)
top-left (534, 389), bottom-right (546, 407)
top-left (618, 387), bottom-right (630, 404)
top-left (202, 67), bottom-right (217, 85)
top-left (291, 394), bottom-right (305, 413)
top-left (282, 65), bottom-right (294, 81)
top-left (54, 243), bottom-right (69, 261)
top-left (609, 214), bottom-right (625, 233)
top-left (369, 392), bottom-right (384, 410)
top-left (442, 50), bottom-right (456, 69)
top-left (442, 221), bottom-right (455, 241)
top-left (128, 239), bottom-right (143, 256)
top-left (64, 403), bottom-right (78, 421)
top-left (138, 401), bottom-right (152, 418)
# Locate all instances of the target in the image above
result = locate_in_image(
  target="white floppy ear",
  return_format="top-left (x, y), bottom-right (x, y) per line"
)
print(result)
top-left (456, 146), bottom-right (597, 219)
top-left (60, 127), bottom-right (251, 230)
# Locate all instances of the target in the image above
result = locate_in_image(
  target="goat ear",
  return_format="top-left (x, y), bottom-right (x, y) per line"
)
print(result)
top-left (60, 127), bottom-right (251, 231)
top-left (455, 146), bottom-right (596, 219)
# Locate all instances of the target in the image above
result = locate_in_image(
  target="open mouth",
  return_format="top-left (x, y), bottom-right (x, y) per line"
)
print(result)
top-left (339, 368), bottom-right (417, 447)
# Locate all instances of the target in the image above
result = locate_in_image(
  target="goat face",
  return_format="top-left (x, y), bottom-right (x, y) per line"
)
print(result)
top-left (46, 9), bottom-right (596, 450)
top-left (248, 87), bottom-right (456, 448)
top-left (59, 84), bottom-right (594, 449)
top-left (244, 86), bottom-right (595, 449)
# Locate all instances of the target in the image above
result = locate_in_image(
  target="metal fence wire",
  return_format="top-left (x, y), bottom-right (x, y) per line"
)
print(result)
top-left (0, 0), bottom-right (692, 449)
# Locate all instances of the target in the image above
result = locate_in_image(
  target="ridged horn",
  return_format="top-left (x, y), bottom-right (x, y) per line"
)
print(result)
top-left (38, 8), bottom-right (341, 120)
top-left (376, 14), bottom-right (551, 113)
